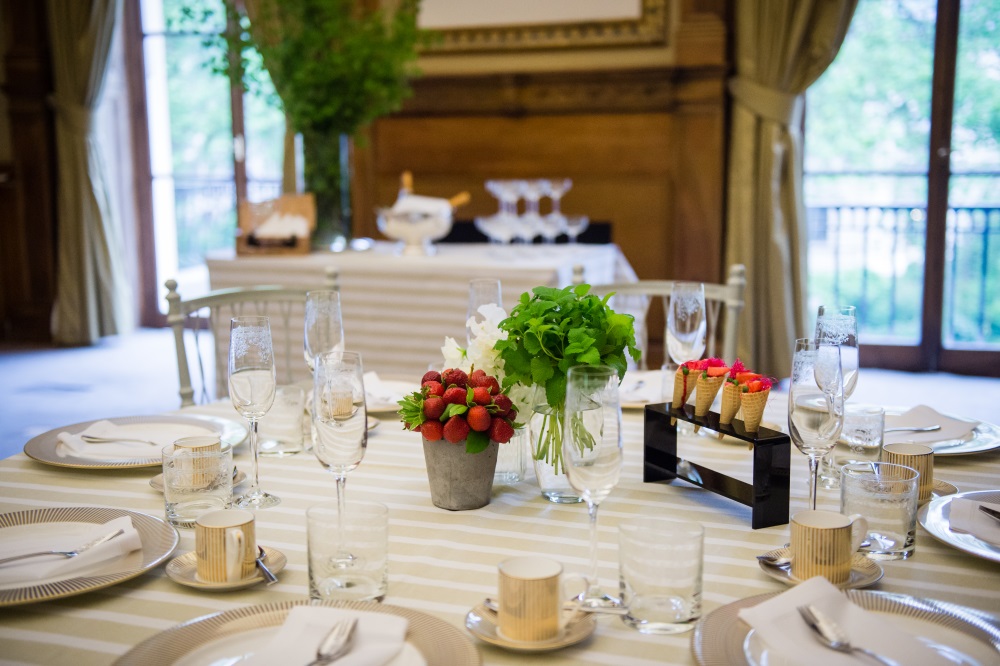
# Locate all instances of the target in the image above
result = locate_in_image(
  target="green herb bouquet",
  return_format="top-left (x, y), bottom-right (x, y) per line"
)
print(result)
top-left (494, 285), bottom-right (640, 475)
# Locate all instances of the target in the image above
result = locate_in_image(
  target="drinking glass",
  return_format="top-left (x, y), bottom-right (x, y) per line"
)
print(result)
top-left (304, 290), bottom-right (345, 373)
top-left (564, 215), bottom-right (590, 244)
top-left (815, 305), bottom-right (858, 487)
top-left (667, 282), bottom-right (707, 366)
top-left (467, 278), bottom-right (502, 345)
top-left (563, 364), bottom-right (624, 611)
top-left (542, 178), bottom-right (572, 242)
top-left (312, 351), bottom-right (367, 516)
top-left (788, 339), bottom-right (845, 509)
top-left (229, 316), bottom-right (279, 509)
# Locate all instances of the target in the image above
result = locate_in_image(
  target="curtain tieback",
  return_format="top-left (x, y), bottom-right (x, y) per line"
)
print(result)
top-left (49, 97), bottom-right (93, 135)
top-left (728, 77), bottom-right (803, 127)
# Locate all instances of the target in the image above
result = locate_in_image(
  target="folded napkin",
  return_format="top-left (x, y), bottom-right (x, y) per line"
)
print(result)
top-left (884, 405), bottom-right (979, 447)
top-left (56, 420), bottom-right (212, 459)
top-left (363, 372), bottom-right (404, 406)
top-left (949, 499), bottom-right (1000, 546)
top-left (738, 576), bottom-right (949, 665)
top-left (0, 516), bottom-right (142, 586)
top-left (254, 212), bottom-right (309, 239)
top-left (244, 606), bottom-right (417, 666)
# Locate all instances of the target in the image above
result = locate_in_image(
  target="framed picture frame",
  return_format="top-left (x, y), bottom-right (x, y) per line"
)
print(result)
top-left (419, 0), bottom-right (669, 53)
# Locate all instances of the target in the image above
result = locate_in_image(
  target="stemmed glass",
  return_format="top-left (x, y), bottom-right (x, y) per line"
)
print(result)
top-left (815, 305), bottom-right (858, 487)
top-left (304, 290), bottom-right (346, 373)
top-left (564, 215), bottom-right (590, 244)
top-left (788, 339), bottom-right (845, 509)
top-left (229, 316), bottom-right (280, 509)
top-left (467, 278), bottom-right (502, 346)
top-left (563, 364), bottom-right (624, 611)
top-left (666, 282), bottom-right (707, 366)
top-left (312, 351), bottom-right (367, 522)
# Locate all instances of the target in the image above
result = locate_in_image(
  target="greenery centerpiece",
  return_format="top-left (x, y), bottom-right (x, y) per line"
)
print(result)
top-left (244, 0), bottom-right (427, 246)
top-left (494, 285), bottom-right (640, 500)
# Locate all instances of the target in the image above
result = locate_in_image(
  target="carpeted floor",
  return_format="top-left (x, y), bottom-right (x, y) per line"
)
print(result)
top-left (1, 328), bottom-right (998, 460)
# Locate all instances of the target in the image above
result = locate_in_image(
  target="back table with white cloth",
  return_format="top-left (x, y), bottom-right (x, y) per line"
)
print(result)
top-left (207, 242), bottom-right (635, 378)
top-left (1, 383), bottom-right (999, 665)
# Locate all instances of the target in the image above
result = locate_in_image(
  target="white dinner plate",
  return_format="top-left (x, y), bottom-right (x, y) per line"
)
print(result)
top-left (114, 599), bottom-right (481, 665)
top-left (23, 415), bottom-right (230, 469)
top-left (366, 380), bottom-right (417, 412)
top-left (0, 506), bottom-right (178, 607)
top-left (692, 589), bottom-right (1000, 666)
top-left (620, 370), bottom-right (666, 409)
top-left (919, 490), bottom-right (1000, 564)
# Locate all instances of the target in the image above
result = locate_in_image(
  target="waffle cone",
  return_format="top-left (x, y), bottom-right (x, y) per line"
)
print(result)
top-left (740, 388), bottom-right (770, 433)
top-left (717, 382), bottom-right (742, 438)
top-left (692, 374), bottom-right (725, 432)
top-left (670, 368), bottom-right (695, 424)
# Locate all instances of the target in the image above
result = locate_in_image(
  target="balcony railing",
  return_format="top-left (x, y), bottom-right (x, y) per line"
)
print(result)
top-left (806, 202), bottom-right (1000, 348)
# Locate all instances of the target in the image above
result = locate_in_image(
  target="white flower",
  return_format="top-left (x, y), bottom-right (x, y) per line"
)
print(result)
top-left (441, 336), bottom-right (468, 371)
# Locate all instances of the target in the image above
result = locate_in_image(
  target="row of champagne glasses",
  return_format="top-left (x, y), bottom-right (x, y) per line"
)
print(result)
top-left (475, 178), bottom-right (590, 244)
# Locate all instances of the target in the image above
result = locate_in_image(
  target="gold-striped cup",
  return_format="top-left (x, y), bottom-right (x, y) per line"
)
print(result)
top-left (171, 435), bottom-right (223, 487)
top-left (497, 556), bottom-right (582, 642)
top-left (195, 509), bottom-right (256, 583)
top-left (881, 442), bottom-right (934, 504)
top-left (790, 510), bottom-right (867, 585)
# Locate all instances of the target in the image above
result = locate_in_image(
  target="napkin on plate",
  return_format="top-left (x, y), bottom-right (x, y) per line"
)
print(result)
top-left (56, 420), bottom-right (208, 458)
top-left (949, 499), bottom-right (1000, 546)
top-left (884, 405), bottom-right (979, 447)
top-left (619, 371), bottom-right (663, 405)
top-left (0, 516), bottom-right (142, 586)
top-left (738, 576), bottom-right (949, 665)
top-left (363, 372), bottom-right (405, 407)
top-left (243, 606), bottom-right (415, 666)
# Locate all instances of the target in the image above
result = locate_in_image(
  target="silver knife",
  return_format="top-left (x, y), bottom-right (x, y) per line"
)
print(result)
top-left (978, 505), bottom-right (1000, 522)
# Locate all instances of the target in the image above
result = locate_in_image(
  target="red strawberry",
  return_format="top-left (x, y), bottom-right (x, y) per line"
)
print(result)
top-left (422, 370), bottom-right (442, 384)
top-left (423, 396), bottom-right (445, 420)
top-left (507, 408), bottom-right (518, 423)
top-left (491, 394), bottom-right (513, 416)
top-left (484, 377), bottom-right (501, 395)
top-left (472, 387), bottom-right (491, 405)
top-left (442, 386), bottom-right (467, 406)
top-left (443, 415), bottom-right (470, 443)
top-left (488, 417), bottom-right (514, 444)
top-left (422, 380), bottom-right (444, 397)
top-left (420, 420), bottom-right (443, 442)
top-left (468, 368), bottom-right (488, 385)
top-left (467, 405), bottom-right (491, 432)
top-left (442, 368), bottom-right (468, 388)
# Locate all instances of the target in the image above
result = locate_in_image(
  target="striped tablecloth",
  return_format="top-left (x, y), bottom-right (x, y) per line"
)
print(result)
top-left (0, 393), bottom-right (998, 665)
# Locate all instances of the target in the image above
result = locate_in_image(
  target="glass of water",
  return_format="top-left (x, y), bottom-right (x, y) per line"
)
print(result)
top-left (839, 404), bottom-right (885, 465)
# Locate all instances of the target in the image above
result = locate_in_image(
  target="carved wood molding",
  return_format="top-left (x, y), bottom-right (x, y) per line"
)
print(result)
top-left (398, 66), bottom-right (726, 117)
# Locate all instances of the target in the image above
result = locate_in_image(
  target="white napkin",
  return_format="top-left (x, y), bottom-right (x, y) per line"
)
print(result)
top-left (244, 606), bottom-right (414, 666)
top-left (254, 212), bottom-right (309, 239)
top-left (949, 499), bottom-right (1000, 546)
top-left (0, 516), bottom-right (142, 585)
top-left (738, 576), bottom-right (948, 665)
top-left (884, 405), bottom-right (979, 447)
top-left (56, 420), bottom-right (212, 459)
top-left (619, 371), bottom-right (663, 405)
top-left (364, 372), bottom-right (403, 406)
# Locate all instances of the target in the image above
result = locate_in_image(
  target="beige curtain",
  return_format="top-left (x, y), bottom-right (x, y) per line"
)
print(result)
top-left (725, 0), bottom-right (857, 377)
top-left (47, 0), bottom-right (131, 345)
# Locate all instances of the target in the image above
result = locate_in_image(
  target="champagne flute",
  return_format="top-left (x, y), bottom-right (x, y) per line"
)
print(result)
top-left (815, 305), bottom-right (858, 487)
top-left (467, 278), bottom-right (502, 345)
top-left (305, 290), bottom-right (346, 373)
top-left (667, 282), bottom-right (707, 366)
top-left (229, 315), bottom-right (280, 509)
top-left (563, 364), bottom-right (624, 611)
top-left (789, 339), bottom-right (845, 509)
top-left (312, 350), bottom-right (368, 557)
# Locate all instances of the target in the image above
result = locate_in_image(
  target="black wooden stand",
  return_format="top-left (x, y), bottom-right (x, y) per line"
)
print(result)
top-left (643, 402), bottom-right (790, 529)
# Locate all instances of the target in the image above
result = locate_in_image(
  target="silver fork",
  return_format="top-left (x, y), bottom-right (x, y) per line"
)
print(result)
top-left (0, 528), bottom-right (125, 566)
top-left (305, 617), bottom-right (358, 666)
top-left (798, 605), bottom-right (898, 665)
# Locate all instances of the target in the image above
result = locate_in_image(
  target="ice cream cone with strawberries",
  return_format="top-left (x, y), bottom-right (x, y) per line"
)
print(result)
top-left (693, 358), bottom-right (730, 432)
top-left (740, 376), bottom-right (773, 437)
top-left (717, 359), bottom-right (747, 436)
top-left (670, 360), bottom-right (704, 424)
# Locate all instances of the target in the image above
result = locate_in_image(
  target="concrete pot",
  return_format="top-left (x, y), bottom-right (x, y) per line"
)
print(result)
top-left (422, 438), bottom-right (499, 510)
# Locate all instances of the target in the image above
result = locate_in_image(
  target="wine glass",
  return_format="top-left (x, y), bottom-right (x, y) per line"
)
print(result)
top-left (229, 315), bottom-right (280, 509)
top-left (563, 364), bottom-right (624, 611)
top-left (564, 215), bottom-right (590, 244)
top-left (788, 339), bottom-right (845, 509)
top-left (667, 282), bottom-right (707, 366)
top-left (304, 290), bottom-right (345, 373)
top-left (312, 350), bottom-right (367, 515)
top-left (467, 278), bottom-right (502, 345)
top-left (815, 305), bottom-right (858, 487)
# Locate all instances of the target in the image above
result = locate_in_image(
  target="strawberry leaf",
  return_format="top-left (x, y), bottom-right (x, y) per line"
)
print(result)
top-left (465, 430), bottom-right (490, 454)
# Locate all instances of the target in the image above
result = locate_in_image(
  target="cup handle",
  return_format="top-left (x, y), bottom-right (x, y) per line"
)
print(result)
top-left (847, 514), bottom-right (869, 552)
top-left (226, 528), bottom-right (245, 582)
top-left (558, 573), bottom-right (588, 628)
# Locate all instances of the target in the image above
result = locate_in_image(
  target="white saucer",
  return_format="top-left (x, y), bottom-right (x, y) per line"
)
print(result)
top-left (149, 469), bottom-right (247, 493)
top-left (464, 604), bottom-right (596, 652)
top-left (757, 547), bottom-right (883, 589)
top-left (165, 546), bottom-right (287, 591)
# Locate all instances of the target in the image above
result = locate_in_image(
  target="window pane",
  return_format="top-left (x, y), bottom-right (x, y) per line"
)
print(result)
top-left (943, 0), bottom-right (1000, 349)
top-left (242, 48), bottom-right (284, 202)
top-left (805, 0), bottom-right (937, 345)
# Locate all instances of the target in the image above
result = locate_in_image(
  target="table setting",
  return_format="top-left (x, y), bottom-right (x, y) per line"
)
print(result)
top-left (0, 282), bottom-right (999, 665)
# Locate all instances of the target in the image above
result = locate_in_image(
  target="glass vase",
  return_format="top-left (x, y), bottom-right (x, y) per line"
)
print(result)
top-left (529, 402), bottom-right (583, 504)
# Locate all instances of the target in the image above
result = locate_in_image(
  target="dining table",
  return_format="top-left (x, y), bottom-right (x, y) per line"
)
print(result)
top-left (1, 377), bottom-right (999, 665)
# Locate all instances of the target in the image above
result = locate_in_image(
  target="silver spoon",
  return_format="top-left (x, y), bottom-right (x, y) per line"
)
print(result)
top-left (255, 546), bottom-right (278, 585)
top-left (756, 553), bottom-right (792, 568)
top-left (306, 617), bottom-right (357, 666)
top-left (798, 605), bottom-right (898, 666)
top-left (80, 435), bottom-right (159, 445)
top-left (883, 425), bottom-right (940, 433)
top-left (0, 528), bottom-right (125, 566)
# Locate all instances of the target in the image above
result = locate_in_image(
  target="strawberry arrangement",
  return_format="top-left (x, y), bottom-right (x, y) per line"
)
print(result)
top-left (398, 368), bottom-right (519, 454)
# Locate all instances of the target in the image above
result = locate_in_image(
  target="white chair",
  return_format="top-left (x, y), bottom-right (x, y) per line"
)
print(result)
top-left (584, 264), bottom-right (746, 368)
top-left (166, 268), bottom-right (338, 407)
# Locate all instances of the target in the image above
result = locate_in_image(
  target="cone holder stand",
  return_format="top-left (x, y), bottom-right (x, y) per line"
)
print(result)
top-left (643, 402), bottom-right (790, 529)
